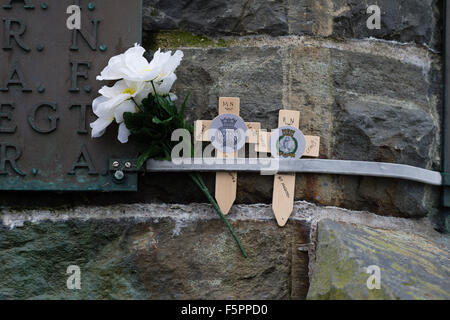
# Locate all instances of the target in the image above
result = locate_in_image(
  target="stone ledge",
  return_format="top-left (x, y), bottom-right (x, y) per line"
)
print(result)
top-left (146, 34), bottom-right (438, 65)
top-left (0, 201), bottom-right (437, 235)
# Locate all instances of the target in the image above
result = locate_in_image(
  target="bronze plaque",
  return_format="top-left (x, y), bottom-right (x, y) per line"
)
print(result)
top-left (0, 0), bottom-right (142, 191)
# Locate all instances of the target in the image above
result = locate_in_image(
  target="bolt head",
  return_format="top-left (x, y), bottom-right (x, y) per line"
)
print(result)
top-left (114, 170), bottom-right (125, 180)
top-left (125, 162), bottom-right (132, 169)
top-left (112, 161), bottom-right (120, 169)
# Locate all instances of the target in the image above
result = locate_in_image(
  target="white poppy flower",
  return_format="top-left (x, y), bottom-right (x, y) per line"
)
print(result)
top-left (90, 79), bottom-right (150, 143)
top-left (92, 45), bottom-right (184, 144)
top-left (96, 44), bottom-right (184, 84)
top-left (96, 43), bottom-right (159, 82)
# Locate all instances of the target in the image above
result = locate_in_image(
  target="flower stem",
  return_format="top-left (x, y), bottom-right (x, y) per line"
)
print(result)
top-left (150, 80), bottom-right (158, 97)
top-left (130, 97), bottom-right (144, 112)
top-left (189, 173), bottom-right (248, 258)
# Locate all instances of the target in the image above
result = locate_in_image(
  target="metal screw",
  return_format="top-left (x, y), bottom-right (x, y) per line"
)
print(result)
top-left (124, 162), bottom-right (132, 169)
top-left (112, 161), bottom-right (120, 169)
top-left (114, 170), bottom-right (125, 181)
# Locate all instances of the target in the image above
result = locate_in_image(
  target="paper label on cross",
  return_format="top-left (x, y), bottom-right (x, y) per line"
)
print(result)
top-left (195, 120), bottom-right (261, 144)
top-left (255, 132), bottom-right (320, 158)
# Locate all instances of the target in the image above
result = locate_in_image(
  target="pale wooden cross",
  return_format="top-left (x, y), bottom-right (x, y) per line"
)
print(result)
top-left (195, 97), bottom-right (261, 215)
top-left (256, 110), bottom-right (321, 227)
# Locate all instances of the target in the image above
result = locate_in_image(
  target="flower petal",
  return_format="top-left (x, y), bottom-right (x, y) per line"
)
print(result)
top-left (162, 50), bottom-right (184, 76)
top-left (92, 95), bottom-right (109, 115)
top-left (168, 93), bottom-right (178, 102)
top-left (134, 84), bottom-right (152, 105)
top-left (156, 73), bottom-right (177, 95)
top-left (96, 55), bottom-right (126, 81)
top-left (99, 80), bottom-right (129, 97)
top-left (114, 100), bottom-right (137, 123)
top-left (124, 43), bottom-right (146, 57)
top-left (90, 117), bottom-right (113, 138)
top-left (92, 93), bottom-right (129, 119)
top-left (96, 43), bottom-right (147, 81)
top-left (118, 122), bottom-right (131, 144)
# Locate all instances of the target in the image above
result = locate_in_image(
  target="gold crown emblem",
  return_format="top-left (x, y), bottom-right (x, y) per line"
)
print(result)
top-left (281, 129), bottom-right (295, 137)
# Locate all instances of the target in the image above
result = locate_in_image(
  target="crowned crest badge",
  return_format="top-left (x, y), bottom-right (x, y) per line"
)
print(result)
top-left (270, 126), bottom-right (306, 159)
top-left (210, 114), bottom-right (248, 153)
top-left (278, 128), bottom-right (298, 158)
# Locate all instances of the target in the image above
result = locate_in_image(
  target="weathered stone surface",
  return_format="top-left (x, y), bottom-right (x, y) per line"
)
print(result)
top-left (0, 204), bottom-right (310, 300)
top-left (143, 0), bottom-right (442, 49)
top-left (287, 43), bottom-right (441, 168)
top-left (172, 42), bottom-right (441, 172)
top-left (0, 0), bottom-right (446, 303)
top-left (307, 219), bottom-right (450, 300)
top-left (172, 46), bottom-right (286, 130)
top-left (143, 0), bottom-right (289, 36)
top-left (0, 41), bottom-right (442, 223)
top-left (331, 0), bottom-right (442, 50)
top-left (0, 202), bottom-right (441, 299)
top-left (333, 95), bottom-right (436, 167)
top-left (285, 41), bottom-right (441, 219)
top-left (294, 175), bottom-right (440, 220)
top-left (121, 42), bottom-right (443, 222)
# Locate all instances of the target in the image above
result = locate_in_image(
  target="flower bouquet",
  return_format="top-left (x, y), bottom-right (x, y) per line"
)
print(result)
top-left (90, 44), bottom-right (247, 257)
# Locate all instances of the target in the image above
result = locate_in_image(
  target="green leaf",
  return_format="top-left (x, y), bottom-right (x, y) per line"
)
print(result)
top-left (152, 116), bottom-right (173, 125)
top-left (156, 94), bottom-right (178, 117)
top-left (125, 87), bottom-right (194, 164)
top-left (137, 144), bottom-right (162, 169)
top-left (180, 93), bottom-right (190, 119)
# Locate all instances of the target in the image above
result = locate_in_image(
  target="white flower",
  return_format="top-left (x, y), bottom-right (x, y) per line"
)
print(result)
top-left (92, 45), bottom-right (184, 144)
top-left (96, 44), bottom-right (184, 85)
top-left (96, 44), bottom-right (156, 82)
top-left (90, 80), bottom-right (150, 143)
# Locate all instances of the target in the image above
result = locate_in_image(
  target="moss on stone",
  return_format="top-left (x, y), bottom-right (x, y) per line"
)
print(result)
top-left (308, 220), bottom-right (450, 300)
top-left (144, 30), bottom-right (231, 50)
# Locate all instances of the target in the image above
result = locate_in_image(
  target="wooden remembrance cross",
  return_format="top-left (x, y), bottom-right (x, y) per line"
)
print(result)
top-left (195, 104), bottom-right (320, 226)
top-left (257, 110), bottom-right (321, 227)
top-left (195, 97), bottom-right (261, 215)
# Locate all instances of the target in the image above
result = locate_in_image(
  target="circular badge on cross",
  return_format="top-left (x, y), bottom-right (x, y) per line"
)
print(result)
top-left (270, 126), bottom-right (306, 159)
top-left (209, 114), bottom-right (248, 153)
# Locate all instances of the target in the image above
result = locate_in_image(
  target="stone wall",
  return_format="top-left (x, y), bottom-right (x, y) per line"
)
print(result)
top-left (0, 0), bottom-right (449, 300)
top-left (141, 0), bottom-right (445, 229)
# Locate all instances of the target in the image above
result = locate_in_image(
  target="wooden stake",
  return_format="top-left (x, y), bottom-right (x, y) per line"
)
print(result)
top-left (215, 98), bottom-right (240, 215)
top-left (272, 110), bottom-right (300, 227)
